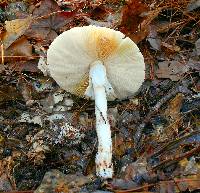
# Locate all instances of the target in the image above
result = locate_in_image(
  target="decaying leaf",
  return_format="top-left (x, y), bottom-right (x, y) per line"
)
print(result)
top-left (0, 36), bottom-right (33, 64)
top-left (27, 130), bottom-right (50, 165)
top-left (1, 36), bottom-right (33, 63)
top-left (129, 7), bottom-right (163, 43)
top-left (164, 93), bottom-right (184, 121)
top-left (113, 133), bottom-right (133, 158)
top-left (124, 157), bottom-right (148, 180)
top-left (83, 13), bottom-right (120, 28)
top-left (0, 85), bottom-right (22, 103)
top-left (106, 178), bottom-right (138, 191)
top-left (34, 169), bottom-right (94, 193)
top-left (147, 25), bottom-right (161, 51)
top-left (7, 59), bottom-right (39, 72)
top-left (120, 0), bottom-right (148, 32)
top-left (2, 16), bottom-right (32, 49)
top-left (119, 0), bottom-right (149, 43)
top-left (25, 0), bottom-right (78, 43)
top-left (163, 93), bottom-right (184, 136)
top-left (156, 61), bottom-right (188, 81)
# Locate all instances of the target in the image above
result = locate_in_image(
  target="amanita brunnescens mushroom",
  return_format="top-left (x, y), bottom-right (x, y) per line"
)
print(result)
top-left (47, 25), bottom-right (145, 179)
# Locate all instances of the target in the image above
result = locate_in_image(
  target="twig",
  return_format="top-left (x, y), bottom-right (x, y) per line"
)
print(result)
top-left (152, 144), bottom-right (200, 171)
top-left (149, 130), bottom-right (200, 158)
top-left (1, 55), bottom-right (41, 58)
top-left (1, 42), bottom-right (4, 64)
top-left (134, 84), bottom-right (191, 147)
top-left (2, 191), bottom-right (34, 193)
top-left (110, 178), bottom-right (200, 193)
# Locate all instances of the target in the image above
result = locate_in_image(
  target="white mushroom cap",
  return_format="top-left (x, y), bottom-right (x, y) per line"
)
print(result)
top-left (47, 25), bottom-right (145, 100)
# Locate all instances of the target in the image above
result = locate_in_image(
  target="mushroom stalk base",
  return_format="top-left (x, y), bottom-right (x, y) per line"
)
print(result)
top-left (88, 61), bottom-right (113, 179)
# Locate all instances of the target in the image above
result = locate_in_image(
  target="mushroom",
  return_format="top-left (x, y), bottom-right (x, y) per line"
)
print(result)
top-left (47, 25), bottom-right (145, 178)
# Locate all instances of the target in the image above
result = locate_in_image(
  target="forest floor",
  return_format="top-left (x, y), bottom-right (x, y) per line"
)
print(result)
top-left (0, 0), bottom-right (200, 192)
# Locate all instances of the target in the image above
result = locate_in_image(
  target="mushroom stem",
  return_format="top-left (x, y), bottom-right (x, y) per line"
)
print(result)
top-left (89, 61), bottom-right (113, 178)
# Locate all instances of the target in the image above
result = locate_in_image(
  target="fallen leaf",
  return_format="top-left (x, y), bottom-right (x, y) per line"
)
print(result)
top-left (107, 178), bottom-right (138, 191)
top-left (7, 59), bottom-right (39, 72)
top-left (0, 85), bottom-right (22, 104)
top-left (156, 61), bottom-right (188, 81)
top-left (83, 12), bottom-right (120, 28)
top-left (164, 93), bottom-right (184, 121)
top-left (2, 16), bottom-right (32, 49)
top-left (25, 0), bottom-right (78, 44)
top-left (34, 169), bottom-right (93, 193)
top-left (90, 5), bottom-right (112, 20)
top-left (160, 181), bottom-right (175, 193)
top-left (124, 157), bottom-right (148, 181)
top-left (121, 6), bottom-right (163, 43)
top-left (56, 0), bottom-right (89, 11)
top-left (113, 133), bottom-right (131, 158)
top-left (119, 0), bottom-right (148, 43)
top-left (120, 0), bottom-right (148, 33)
top-left (186, 59), bottom-right (200, 71)
top-left (163, 93), bottom-right (184, 136)
top-left (147, 25), bottom-right (161, 51)
top-left (1, 36), bottom-right (33, 63)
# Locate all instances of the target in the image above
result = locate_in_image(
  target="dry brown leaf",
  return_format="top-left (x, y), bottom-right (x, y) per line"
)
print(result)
top-left (131, 8), bottom-right (164, 43)
top-left (5, 36), bottom-right (32, 57)
top-left (163, 93), bottom-right (184, 135)
top-left (119, 0), bottom-right (148, 43)
top-left (7, 60), bottom-right (39, 72)
top-left (156, 61), bottom-right (188, 81)
top-left (164, 93), bottom-right (184, 121)
top-left (147, 25), bottom-right (161, 51)
top-left (5, 17), bottom-right (31, 34)
top-left (2, 17), bottom-right (32, 49)
top-left (25, 0), bottom-right (77, 44)
top-left (120, 0), bottom-right (148, 32)
top-left (124, 7), bottom-right (163, 43)
top-left (34, 170), bottom-right (93, 193)
top-left (0, 36), bottom-right (33, 63)
top-left (0, 85), bottom-right (22, 103)
top-left (113, 133), bottom-right (134, 158)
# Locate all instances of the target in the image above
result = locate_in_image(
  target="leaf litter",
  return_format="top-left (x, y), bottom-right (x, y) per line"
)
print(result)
top-left (0, 0), bottom-right (200, 192)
